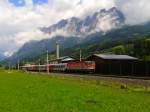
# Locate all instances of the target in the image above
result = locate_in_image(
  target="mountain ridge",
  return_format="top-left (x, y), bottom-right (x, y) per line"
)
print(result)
top-left (0, 53), bottom-right (6, 61)
top-left (41, 7), bottom-right (125, 37)
top-left (2, 7), bottom-right (150, 66)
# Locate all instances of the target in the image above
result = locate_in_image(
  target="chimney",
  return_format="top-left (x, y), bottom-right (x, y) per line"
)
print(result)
top-left (56, 42), bottom-right (60, 59)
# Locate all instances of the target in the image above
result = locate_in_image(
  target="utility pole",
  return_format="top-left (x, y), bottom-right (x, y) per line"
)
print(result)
top-left (39, 59), bottom-right (40, 73)
top-left (47, 50), bottom-right (49, 74)
top-left (80, 49), bottom-right (82, 61)
top-left (56, 42), bottom-right (60, 59)
top-left (17, 59), bottom-right (20, 71)
top-left (8, 61), bottom-right (11, 71)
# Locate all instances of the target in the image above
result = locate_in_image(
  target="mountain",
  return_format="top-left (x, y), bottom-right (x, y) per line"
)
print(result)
top-left (4, 36), bottom-right (82, 65)
top-left (0, 53), bottom-right (5, 61)
top-left (4, 22), bottom-right (150, 66)
top-left (3, 7), bottom-right (150, 66)
top-left (41, 7), bottom-right (125, 37)
top-left (56, 22), bottom-right (150, 59)
top-left (2, 7), bottom-right (125, 65)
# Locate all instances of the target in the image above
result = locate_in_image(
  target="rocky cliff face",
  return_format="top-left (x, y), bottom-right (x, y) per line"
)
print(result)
top-left (41, 7), bottom-right (125, 37)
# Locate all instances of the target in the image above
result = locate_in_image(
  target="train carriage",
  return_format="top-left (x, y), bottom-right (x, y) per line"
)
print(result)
top-left (50, 63), bottom-right (67, 72)
top-left (38, 65), bottom-right (47, 72)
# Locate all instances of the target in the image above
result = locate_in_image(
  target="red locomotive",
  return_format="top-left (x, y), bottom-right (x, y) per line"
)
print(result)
top-left (66, 61), bottom-right (95, 72)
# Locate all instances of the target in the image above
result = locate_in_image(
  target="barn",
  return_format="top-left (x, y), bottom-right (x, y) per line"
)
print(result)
top-left (86, 54), bottom-right (138, 75)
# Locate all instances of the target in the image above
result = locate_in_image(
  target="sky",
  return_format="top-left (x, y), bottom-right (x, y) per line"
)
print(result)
top-left (0, 0), bottom-right (150, 57)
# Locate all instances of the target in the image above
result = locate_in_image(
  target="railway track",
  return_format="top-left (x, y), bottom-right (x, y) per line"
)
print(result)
top-left (54, 73), bottom-right (150, 87)
top-left (28, 71), bottom-right (150, 87)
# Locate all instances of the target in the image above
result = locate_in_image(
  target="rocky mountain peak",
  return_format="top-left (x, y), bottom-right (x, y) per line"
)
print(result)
top-left (41, 7), bottom-right (125, 37)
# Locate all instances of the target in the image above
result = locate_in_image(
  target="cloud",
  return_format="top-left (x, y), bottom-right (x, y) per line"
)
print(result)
top-left (4, 51), bottom-right (14, 57)
top-left (0, 0), bottom-right (150, 57)
top-left (0, 0), bottom-right (116, 56)
top-left (0, 36), bottom-right (17, 56)
top-left (14, 29), bottom-right (50, 45)
top-left (116, 0), bottom-right (150, 25)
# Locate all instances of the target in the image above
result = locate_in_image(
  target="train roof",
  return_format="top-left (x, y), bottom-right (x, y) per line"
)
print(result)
top-left (61, 57), bottom-right (74, 62)
top-left (49, 56), bottom-right (74, 62)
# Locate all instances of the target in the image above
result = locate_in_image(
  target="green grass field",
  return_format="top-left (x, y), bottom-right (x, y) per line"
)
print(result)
top-left (0, 70), bottom-right (150, 112)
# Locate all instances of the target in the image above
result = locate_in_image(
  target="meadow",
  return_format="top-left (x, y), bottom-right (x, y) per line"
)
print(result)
top-left (0, 70), bottom-right (150, 112)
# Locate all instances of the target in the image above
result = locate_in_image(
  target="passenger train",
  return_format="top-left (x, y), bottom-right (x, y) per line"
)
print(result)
top-left (21, 61), bottom-right (95, 73)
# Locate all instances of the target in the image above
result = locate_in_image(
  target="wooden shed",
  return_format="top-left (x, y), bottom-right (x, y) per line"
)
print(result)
top-left (86, 54), bottom-right (138, 75)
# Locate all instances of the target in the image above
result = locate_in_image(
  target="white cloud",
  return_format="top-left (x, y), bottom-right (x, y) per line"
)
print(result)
top-left (0, 0), bottom-right (150, 56)
top-left (14, 29), bottom-right (50, 46)
top-left (116, 0), bottom-right (150, 25)
top-left (0, 0), bottom-right (116, 56)
top-left (4, 51), bottom-right (14, 57)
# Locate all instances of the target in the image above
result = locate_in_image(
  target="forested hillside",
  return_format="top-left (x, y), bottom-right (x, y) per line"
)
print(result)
top-left (29, 36), bottom-right (150, 65)
top-left (2, 22), bottom-right (150, 66)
